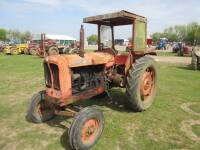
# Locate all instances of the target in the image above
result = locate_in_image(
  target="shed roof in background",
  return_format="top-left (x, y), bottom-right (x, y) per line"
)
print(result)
top-left (33, 34), bottom-right (76, 41)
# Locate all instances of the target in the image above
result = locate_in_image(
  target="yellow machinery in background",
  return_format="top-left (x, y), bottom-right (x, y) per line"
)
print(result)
top-left (4, 43), bottom-right (28, 55)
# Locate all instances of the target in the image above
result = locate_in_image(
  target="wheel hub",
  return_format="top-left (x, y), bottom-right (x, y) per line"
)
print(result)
top-left (81, 119), bottom-right (99, 144)
top-left (140, 67), bottom-right (155, 101)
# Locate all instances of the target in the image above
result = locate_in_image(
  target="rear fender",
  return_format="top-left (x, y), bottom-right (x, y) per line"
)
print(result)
top-left (124, 50), bottom-right (156, 75)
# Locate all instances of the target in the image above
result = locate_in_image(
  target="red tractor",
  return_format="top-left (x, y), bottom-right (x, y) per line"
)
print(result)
top-left (27, 10), bottom-right (158, 150)
top-left (26, 34), bottom-right (59, 57)
top-left (178, 44), bottom-right (193, 56)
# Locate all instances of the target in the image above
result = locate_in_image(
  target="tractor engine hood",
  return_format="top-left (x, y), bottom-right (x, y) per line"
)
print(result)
top-left (46, 52), bottom-right (115, 68)
top-left (44, 52), bottom-right (115, 106)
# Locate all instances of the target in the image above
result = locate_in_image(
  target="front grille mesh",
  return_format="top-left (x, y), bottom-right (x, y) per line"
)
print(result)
top-left (43, 62), bottom-right (60, 90)
top-left (44, 62), bottom-right (51, 87)
top-left (50, 64), bottom-right (60, 90)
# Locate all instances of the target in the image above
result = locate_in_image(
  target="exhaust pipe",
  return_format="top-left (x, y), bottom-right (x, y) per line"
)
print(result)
top-left (41, 33), bottom-right (46, 57)
top-left (79, 25), bottom-right (84, 57)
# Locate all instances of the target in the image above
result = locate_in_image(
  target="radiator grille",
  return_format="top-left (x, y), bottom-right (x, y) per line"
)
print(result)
top-left (50, 64), bottom-right (60, 90)
top-left (43, 62), bottom-right (51, 87)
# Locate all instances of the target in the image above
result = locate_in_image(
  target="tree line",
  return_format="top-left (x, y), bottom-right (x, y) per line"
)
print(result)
top-left (151, 22), bottom-right (200, 45)
top-left (0, 27), bottom-right (32, 43)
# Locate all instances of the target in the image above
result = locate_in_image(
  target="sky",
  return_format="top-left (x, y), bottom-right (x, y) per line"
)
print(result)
top-left (0, 0), bottom-right (200, 39)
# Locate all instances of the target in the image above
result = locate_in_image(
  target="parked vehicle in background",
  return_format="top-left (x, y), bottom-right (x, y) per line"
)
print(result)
top-left (3, 44), bottom-right (18, 55)
top-left (37, 35), bottom-right (59, 57)
top-left (27, 34), bottom-right (76, 56)
top-left (147, 37), bottom-right (152, 48)
top-left (24, 40), bottom-right (40, 55)
top-left (172, 42), bottom-right (193, 56)
top-left (172, 42), bottom-right (182, 53)
top-left (180, 44), bottom-right (192, 56)
top-left (16, 44), bottom-right (28, 54)
top-left (191, 46), bottom-right (200, 70)
top-left (126, 38), bottom-right (154, 51)
top-left (177, 43), bottom-right (192, 56)
top-left (3, 43), bottom-right (28, 55)
top-left (115, 38), bottom-right (129, 46)
top-left (157, 38), bottom-right (167, 50)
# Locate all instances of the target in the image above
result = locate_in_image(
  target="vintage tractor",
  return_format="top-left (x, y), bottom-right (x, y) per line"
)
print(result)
top-left (27, 10), bottom-right (158, 150)
top-left (191, 46), bottom-right (200, 70)
top-left (27, 34), bottom-right (59, 57)
top-left (178, 44), bottom-right (193, 56)
top-left (3, 44), bottom-right (18, 55)
top-left (16, 43), bottom-right (28, 54)
top-left (156, 38), bottom-right (167, 50)
top-left (3, 43), bottom-right (27, 55)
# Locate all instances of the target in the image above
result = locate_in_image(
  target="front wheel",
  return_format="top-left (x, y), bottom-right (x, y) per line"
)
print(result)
top-left (27, 91), bottom-right (55, 123)
top-left (68, 106), bottom-right (104, 150)
top-left (126, 56), bottom-right (158, 111)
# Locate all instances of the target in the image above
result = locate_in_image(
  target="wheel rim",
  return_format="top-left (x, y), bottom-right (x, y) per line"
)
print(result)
top-left (140, 66), bottom-right (156, 102)
top-left (36, 100), bottom-right (52, 119)
top-left (81, 119), bottom-right (100, 144)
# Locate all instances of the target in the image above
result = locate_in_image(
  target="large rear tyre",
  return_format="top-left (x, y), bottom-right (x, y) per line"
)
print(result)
top-left (68, 106), bottom-right (104, 150)
top-left (27, 91), bottom-right (54, 123)
top-left (48, 46), bottom-right (59, 55)
top-left (126, 56), bottom-right (158, 111)
top-left (30, 48), bottom-right (37, 55)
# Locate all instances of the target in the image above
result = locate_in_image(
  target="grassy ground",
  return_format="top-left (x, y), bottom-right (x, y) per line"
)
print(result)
top-left (0, 53), bottom-right (200, 150)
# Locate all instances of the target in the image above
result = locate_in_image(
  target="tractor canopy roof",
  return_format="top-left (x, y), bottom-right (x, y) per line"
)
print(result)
top-left (83, 10), bottom-right (147, 26)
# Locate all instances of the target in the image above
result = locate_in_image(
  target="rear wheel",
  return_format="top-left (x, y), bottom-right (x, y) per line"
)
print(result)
top-left (24, 48), bottom-right (29, 55)
top-left (10, 47), bottom-right (18, 55)
top-left (126, 56), bottom-right (158, 111)
top-left (27, 90), bottom-right (55, 123)
top-left (30, 48), bottom-right (37, 55)
top-left (48, 46), bottom-right (59, 55)
top-left (68, 106), bottom-right (104, 150)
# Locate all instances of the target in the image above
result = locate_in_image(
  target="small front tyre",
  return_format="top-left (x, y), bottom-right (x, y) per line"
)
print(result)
top-left (27, 90), bottom-right (55, 123)
top-left (68, 106), bottom-right (104, 150)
